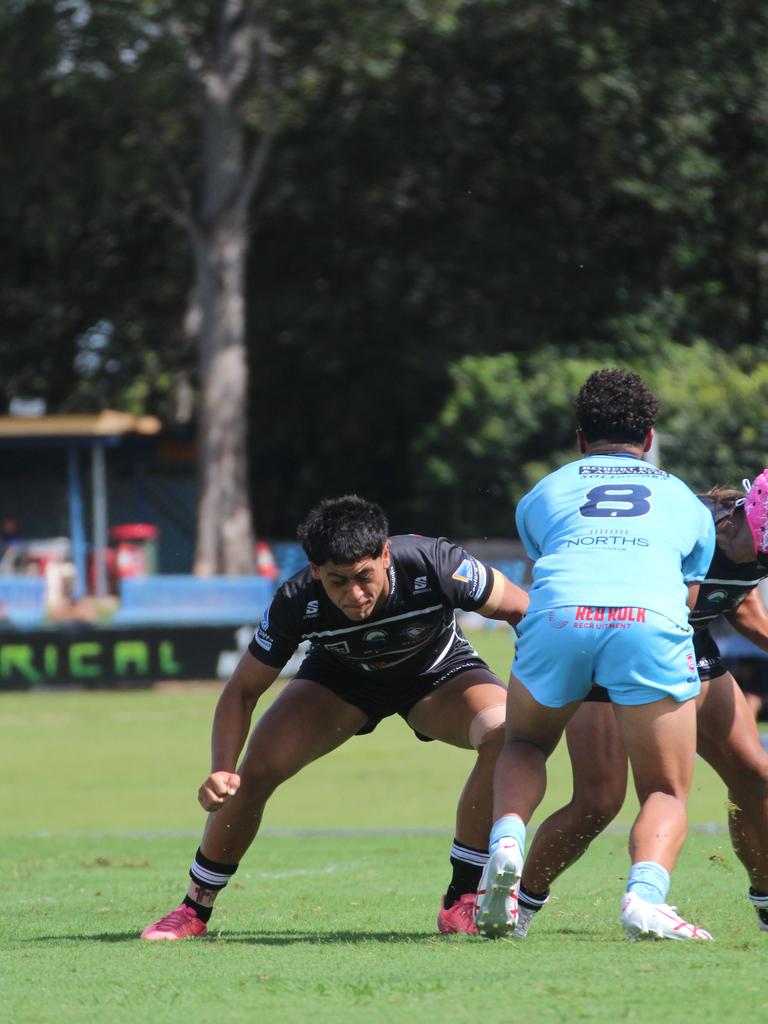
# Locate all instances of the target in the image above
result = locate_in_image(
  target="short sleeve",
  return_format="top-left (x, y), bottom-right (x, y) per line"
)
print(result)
top-left (515, 492), bottom-right (540, 561)
top-left (431, 538), bottom-right (495, 610)
top-left (248, 591), bottom-right (301, 668)
top-left (682, 501), bottom-right (716, 583)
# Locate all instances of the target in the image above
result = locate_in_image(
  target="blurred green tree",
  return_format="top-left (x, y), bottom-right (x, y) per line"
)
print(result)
top-left (3, 1), bottom-right (768, 542)
top-left (414, 340), bottom-right (768, 536)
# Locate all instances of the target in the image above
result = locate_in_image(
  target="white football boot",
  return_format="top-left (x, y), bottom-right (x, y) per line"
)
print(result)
top-left (474, 841), bottom-right (522, 939)
top-left (512, 904), bottom-right (536, 938)
top-left (620, 892), bottom-right (713, 941)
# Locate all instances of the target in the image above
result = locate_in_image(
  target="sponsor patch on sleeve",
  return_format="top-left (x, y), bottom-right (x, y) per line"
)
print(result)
top-left (452, 557), bottom-right (488, 601)
top-left (254, 611), bottom-right (273, 651)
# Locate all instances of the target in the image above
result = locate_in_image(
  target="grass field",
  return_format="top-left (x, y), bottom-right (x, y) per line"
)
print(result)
top-left (2, 629), bottom-right (765, 1023)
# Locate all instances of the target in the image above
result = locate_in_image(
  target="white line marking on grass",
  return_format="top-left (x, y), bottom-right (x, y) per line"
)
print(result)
top-left (7, 827), bottom-right (453, 840)
top-left (5, 823), bottom-right (728, 840)
top-left (249, 862), bottom-right (361, 880)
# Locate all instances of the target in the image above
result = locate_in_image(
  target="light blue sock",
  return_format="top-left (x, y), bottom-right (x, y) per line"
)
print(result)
top-left (489, 814), bottom-right (526, 857)
top-left (626, 861), bottom-right (670, 905)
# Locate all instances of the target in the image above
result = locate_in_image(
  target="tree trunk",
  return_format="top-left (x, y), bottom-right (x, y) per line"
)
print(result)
top-left (192, 221), bottom-right (256, 576)
top-left (191, 0), bottom-right (268, 576)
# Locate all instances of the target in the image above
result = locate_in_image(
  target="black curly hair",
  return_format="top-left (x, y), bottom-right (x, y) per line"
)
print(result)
top-left (575, 368), bottom-right (659, 445)
top-left (297, 494), bottom-right (388, 565)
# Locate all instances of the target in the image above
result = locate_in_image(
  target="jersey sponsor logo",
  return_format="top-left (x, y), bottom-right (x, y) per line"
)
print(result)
top-left (363, 629), bottom-right (388, 644)
top-left (575, 606), bottom-right (647, 622)
top-left (565, 535), bottom-right (649, 548)
top-left (304, 600), bottom-right (319, 617)
top-left (547, 610), bottom-right (569, 629)
top-left (402, 622), bottom-right (430, 640)
top-left (687, 653), bottom-right (696, 673)
top-left (579, 465), bottom-right (668, 478)
top-left (451, 558), bottom-right (487, 600)
top-left (254, 613), bottom-right (274, 651)
top-left (413, 576), bottom-right (429, 592)
top-left (572, 606), bottom-right (646, 629)
top-left (325, 640), bottom-right (350, 655)
top-left (452, 559), bottom-right (474, 582)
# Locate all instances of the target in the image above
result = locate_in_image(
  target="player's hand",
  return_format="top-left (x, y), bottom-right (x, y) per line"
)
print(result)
top-left (198, 771), bottom-right (241, 812)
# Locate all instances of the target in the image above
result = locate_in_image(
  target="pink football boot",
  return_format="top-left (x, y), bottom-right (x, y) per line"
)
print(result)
top-left (141, 904), bottom-right (208, 941)
top-left (437, 892), bottom-right (478, 934)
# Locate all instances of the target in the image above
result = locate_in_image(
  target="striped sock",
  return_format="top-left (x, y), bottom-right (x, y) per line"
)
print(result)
top-left (518, 884), bottom-right (550, 913)
top-left (184, 847), bottom-right (239, 920)
top-left (189, 847), bottom-right (239, 891)
top-left (747, 887), bottom-right (768, 910)
top-left (748, 887), bottom-right (768, 927)
top-left (444, 839), bottom-right (488, 906)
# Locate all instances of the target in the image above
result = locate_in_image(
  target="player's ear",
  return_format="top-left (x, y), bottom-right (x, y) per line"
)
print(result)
top-left (309, 562), bottom-right (322, 580)
top-left (642, 429), bottom-right (654, 453)
top-left (382, 541), bottom-right (391, 568)
top-left (576, 428), bottom-right (587, 453)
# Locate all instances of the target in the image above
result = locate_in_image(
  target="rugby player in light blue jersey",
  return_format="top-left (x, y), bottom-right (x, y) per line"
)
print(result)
top-left (515, 473), bottom-right (768, 938)
top-left (475, 368), bottom-right (716, 942)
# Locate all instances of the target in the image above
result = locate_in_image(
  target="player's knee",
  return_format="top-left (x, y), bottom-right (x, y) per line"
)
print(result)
top-left (572, 770), bottom-right (626, 823)
top-left (469, 704), bottom-right (507, 750)
top-left (237, 753), bottom-right (290, 798)
top-left (575, 784), bottom-right (624, 826)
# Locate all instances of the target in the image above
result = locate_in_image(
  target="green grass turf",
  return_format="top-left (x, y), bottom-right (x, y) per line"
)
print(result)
top-left (1, 629), bottom-right (763, 1022)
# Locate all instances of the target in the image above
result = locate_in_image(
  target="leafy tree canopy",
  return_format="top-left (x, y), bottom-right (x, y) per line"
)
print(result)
top-left (2, 1), bottom-right (768, 537)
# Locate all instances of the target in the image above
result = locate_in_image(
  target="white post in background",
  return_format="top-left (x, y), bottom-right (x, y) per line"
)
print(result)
top-left (91, 442), bottom-right (109, 598)
top-left (645, 430), bottom-right (662, 467)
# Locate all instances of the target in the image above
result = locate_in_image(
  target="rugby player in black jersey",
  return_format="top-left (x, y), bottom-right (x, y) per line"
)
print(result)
top-left (512, 472), bottom-right (768, 937)
top-left (141, 495), bottom-right (528, 940)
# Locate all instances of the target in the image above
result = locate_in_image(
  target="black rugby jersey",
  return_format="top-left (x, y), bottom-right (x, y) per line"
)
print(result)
top-left (690, 496), bottom-right (768, 627)
top-left (248, 534), bottom-right (494, 674)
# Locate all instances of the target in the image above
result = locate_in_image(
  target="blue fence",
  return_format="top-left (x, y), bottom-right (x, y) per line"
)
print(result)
top-left (112, 575), bottom-right (275, 626)
top-left (0, 576), bottom-right (47, 626)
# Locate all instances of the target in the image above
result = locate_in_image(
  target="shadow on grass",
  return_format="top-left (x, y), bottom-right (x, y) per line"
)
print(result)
top-left (23, 929), bottom-right (447, 945)
top-left (213, 930), bottom-right (447, 945)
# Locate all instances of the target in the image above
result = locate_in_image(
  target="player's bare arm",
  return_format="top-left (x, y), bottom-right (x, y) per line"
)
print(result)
top-left (198, 650), bottom-right (281, 812)
top-left (477, 567), bottom-right (529, 627)
top-left (686, 582), bottom-right (701, 610)
top-left (727, 587), bottom-right (768, 652)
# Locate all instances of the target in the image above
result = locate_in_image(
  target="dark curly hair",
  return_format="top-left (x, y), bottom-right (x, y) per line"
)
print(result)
top-left (297, 494), bottom-right (388, 565)
top-left (704, 485), bottom-right (744, 508)
top-left (575, 368), bottom-right (659, 445)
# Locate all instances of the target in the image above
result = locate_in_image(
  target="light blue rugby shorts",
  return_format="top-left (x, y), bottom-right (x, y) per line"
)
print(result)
top-left (512, 606), bottom-right (700, 707)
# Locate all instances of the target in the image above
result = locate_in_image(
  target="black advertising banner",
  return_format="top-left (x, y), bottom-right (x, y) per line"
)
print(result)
top-left (0, 623), bottom-right (257, 690)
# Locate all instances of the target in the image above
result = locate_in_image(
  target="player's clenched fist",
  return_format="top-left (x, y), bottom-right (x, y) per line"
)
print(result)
top-left (198, 771), bottom-right (241, 811)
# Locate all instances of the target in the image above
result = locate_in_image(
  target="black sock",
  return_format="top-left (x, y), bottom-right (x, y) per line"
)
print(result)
top-left (444, 840), bottom-right (487, 907)
top-left (185, 847), bottom-right (239, 923)
top-left (748, 887), bottom-right (768, 923)
top-left (518, 884), bottom-right (550, 912)
top-left (183, 895), bottom-right (213, 922)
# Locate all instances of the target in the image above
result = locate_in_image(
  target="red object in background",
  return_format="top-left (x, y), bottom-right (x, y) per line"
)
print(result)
top-left (87, 548), bottom-right (118, 593)
top-left (255, 540), bottom-right (279, 580)
top-left (109, 523), bottom-right (160, 579)
top-left (110, 523), bottom-right (160, 542)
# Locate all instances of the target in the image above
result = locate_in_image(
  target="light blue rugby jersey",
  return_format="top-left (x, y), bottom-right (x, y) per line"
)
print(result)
top-left (516, 453), bottom-right (715, 627)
